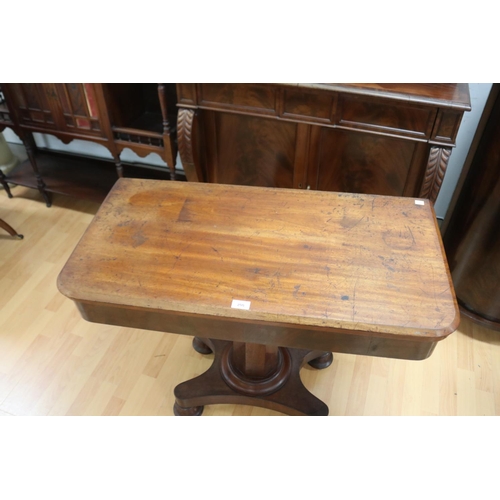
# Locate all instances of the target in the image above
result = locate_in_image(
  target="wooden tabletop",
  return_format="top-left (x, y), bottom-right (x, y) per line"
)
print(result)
top-left (58, 178), bottom-right (458, 357)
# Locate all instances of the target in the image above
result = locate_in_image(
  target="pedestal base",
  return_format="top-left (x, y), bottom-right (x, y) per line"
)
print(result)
top-left (174, 338), bottom-right (333, 416)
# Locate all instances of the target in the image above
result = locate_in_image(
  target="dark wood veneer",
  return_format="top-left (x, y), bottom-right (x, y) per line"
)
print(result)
top-left (443, 84), bottom-right (500, 330)
top-left (177, 84), bottom-right (470, 203)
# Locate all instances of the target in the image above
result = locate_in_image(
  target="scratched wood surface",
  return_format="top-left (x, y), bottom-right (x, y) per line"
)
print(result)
top-left (57, 178), bottom-right (458, 352)
top-left (1, 186), bottom-right (499, 416)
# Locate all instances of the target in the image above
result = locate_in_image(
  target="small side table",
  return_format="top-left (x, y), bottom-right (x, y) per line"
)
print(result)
top-left (57, 179), bottom-right (459, 415)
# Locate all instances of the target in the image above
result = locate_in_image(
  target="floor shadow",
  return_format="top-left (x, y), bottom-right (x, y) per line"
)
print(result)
top-left (459, 315), bottom-right (500, 346)
top-left (5, 186), bottom-right (100, 215)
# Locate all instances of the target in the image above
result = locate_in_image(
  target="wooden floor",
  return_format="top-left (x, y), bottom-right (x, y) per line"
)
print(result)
top-left (1, 185), bottom-right (500, 416)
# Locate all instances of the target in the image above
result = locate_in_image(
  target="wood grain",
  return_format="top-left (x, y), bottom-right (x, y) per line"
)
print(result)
top-left (58, 179), bottom-right (457, 358)
top-left (281, 83), bottom-right (471, 110)
top-left (205, 112), bottom-right (296, 187)
top-left (0, 186), bottom-right (498, 415)
top-left (176, 83), bottom-right (470, 204)
top-left (315, 128), bottom-right (416, 195)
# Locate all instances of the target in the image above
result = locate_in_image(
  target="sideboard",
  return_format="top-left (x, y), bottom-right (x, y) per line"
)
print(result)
top-left (0, 83), bottom-right (178, 205)
top-left (176, 83), bottom-right (471, 201)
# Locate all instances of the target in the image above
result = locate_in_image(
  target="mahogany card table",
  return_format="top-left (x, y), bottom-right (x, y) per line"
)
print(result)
top-left (57, 179), bottom-right (459, 416)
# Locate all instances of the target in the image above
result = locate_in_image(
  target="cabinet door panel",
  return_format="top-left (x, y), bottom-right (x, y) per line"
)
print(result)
top-left (205, 112), bottom-right (296, 188)
top-left (6, 84), bottom-right (105, 136)
top-left (315, 129), bottom-right (416, 196)
top-left (9, 83), bottom-right (58, 128)
top-left (54, 84), bottom-right (105, 136)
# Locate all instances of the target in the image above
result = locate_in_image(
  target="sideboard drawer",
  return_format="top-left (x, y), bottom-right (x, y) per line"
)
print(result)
top-left (282, 89), bottom-right (334, 123)
top-left (337, 95), bottom-right (437, 140)
top-left (199, 84), bottom-right (277, 115)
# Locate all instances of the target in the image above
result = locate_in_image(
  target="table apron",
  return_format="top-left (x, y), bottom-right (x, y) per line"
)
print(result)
top-left (75, 301), bottom-right (439, 361)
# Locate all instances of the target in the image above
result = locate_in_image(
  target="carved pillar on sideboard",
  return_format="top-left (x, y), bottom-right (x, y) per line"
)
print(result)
top-left (420, 146), bottom-right (452, 204)
top-left (177, 108), bottom-right (199, 182)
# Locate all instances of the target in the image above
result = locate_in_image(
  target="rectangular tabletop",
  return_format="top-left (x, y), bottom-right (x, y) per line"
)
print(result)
top-left (57, 179), bottom-right (459, 360)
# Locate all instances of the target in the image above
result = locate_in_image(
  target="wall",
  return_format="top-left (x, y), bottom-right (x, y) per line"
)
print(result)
top-left (434, 83), bottom-right (493, 220)
top-left (3, 84), bottom-right (493, 219)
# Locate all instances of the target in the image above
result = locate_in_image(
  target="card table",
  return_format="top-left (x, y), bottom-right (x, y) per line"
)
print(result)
top-left (57, 178), bottom-right (459, 415)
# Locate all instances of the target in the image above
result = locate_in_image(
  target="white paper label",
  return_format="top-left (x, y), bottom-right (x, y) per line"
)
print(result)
top-left (231, 299), bottom-right (251, 310)
top-left (415, 200), bottom-right (425, 205)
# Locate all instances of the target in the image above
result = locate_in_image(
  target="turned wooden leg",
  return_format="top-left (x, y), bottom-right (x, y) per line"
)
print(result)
top-left (174, 339), bottom-right (330, 416)
top-left (0, 218), bottom-right (23, 239)
top-left (157, 83), bottom-right (177, 181)
top-left (167, 157), bottom-right (177, 182)
top-left (115, 157), bottom-right (124, 178)
top-left (21, 132), bottom-right (51, 207)
top-left (0, 169), bottom-right (13, 198)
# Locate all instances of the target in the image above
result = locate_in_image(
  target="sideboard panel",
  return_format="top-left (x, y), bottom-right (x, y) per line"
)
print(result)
top-left (336, 94), bottom-right (436, 140)
top-left (203, 111), bottom-right (296, 188)
top-left (199, 84), bottom-right (276, 115)
top-left (54, 83), bottom-right (106, 137)
top-left (314, 129), bottom-right (416, 195)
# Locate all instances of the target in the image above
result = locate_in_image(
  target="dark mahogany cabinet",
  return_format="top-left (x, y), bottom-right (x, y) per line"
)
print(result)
top-left (443, 84), bottom-right (500, 330)
top-left (176, 83), bottom-right (471, 201)
top-left (0, 83), bottom-right (177, 205)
